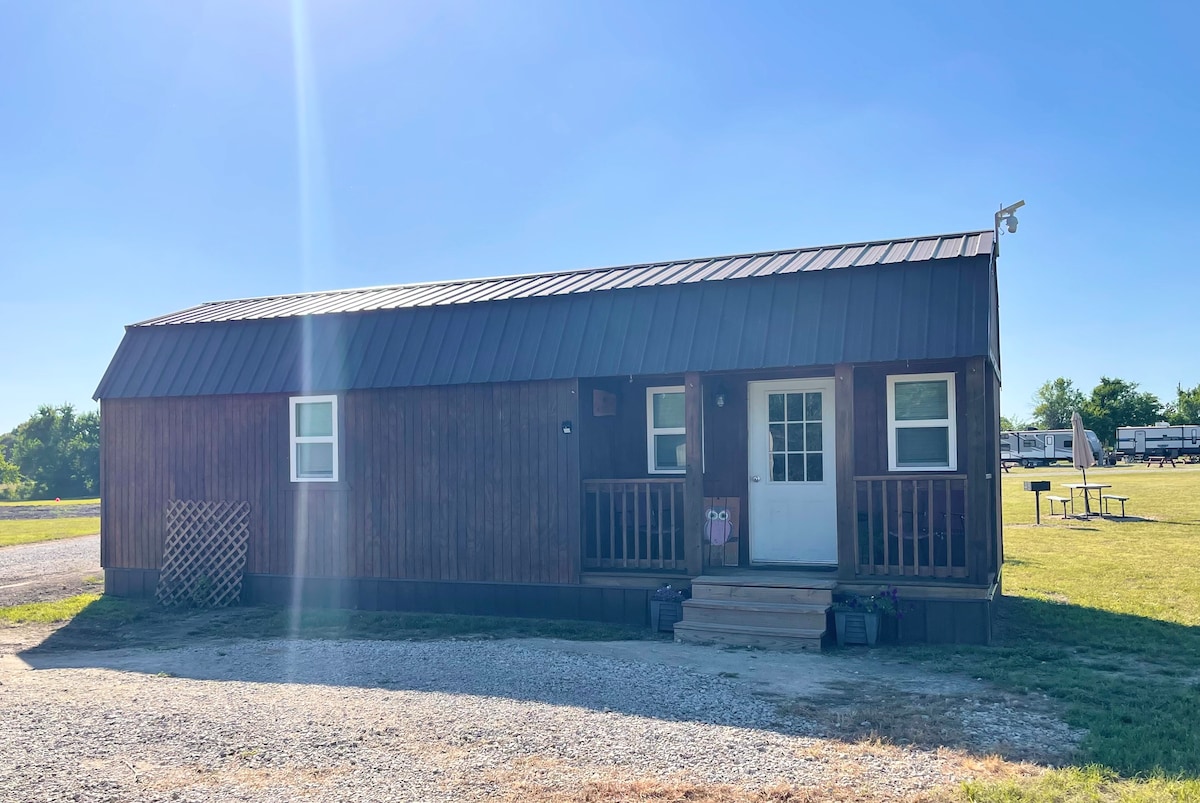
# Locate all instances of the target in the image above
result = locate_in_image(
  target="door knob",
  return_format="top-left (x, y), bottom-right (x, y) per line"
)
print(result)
top-left (751, 475), bottom-right (761, 482)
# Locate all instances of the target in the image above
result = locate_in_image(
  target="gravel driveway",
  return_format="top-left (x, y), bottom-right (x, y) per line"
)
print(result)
top-left (0, 534), bottom-right (100, 584)
top-left (0, 638), bottom-right (1069, 802)
top-left (0, 534), bottom-right (101, 607)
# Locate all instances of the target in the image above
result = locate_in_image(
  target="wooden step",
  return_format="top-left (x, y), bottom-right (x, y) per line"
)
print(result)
top-left (690, 582), bottom-right (833, 606)
top-left (673, 620), bottom-right (825, 651)
top-left (681, 598), bottom-right (829, 630)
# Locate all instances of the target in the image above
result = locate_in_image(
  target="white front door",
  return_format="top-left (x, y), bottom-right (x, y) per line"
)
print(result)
top-left (747, 378), bottom-right (838, 565)
top-left (1045, 434), bottom-right (1054, 459)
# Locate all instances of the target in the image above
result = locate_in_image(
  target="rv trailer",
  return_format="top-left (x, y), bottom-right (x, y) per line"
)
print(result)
top-left (1116, 424), bottom-right (1200, 460)
top-left (1000, 429), bottom-right (1103, 468)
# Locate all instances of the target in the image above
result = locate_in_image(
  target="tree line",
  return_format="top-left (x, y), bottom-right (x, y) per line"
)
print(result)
top-left (0, 404), bottom-right (99, 501)
top-left (1002, 378), bottom-right (1200, 447)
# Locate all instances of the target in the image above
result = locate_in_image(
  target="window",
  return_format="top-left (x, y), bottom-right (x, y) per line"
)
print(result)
top-left (886, 373), bottom-right (956, 471)
top-left (290, 395), bottom-right (339, 482)
top-left (647, 386), bottom-right (686, 474)
top-left (767, 390), bottom-right (824, 482)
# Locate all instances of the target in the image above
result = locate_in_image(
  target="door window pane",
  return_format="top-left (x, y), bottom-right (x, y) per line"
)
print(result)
top-left (787, 423), bottom-right (804, 451)
top-left (786, 393), bottom-right (804, 421)
top-left (654, 434), bottom-right (686, 470)
top-left (806, 453), bottom-right (823, 482)
top-left (771, 454), bottom-right (786, 482)
top-left (295, 442), bottom-right (334, 478)
top-left (768, 393), bottom-right (785, 422)
top-left (652, 392), bottom-right (685, 429)
top-left (896, 427), bottom-right (950, 467)
top-left (805, 392), bottom-right (822, 421)
top-left (787, 454), bottom-right (805, 482)
top-left (806, 423), bottom-right (822, 452)
top-left (769, 423), bottom-right (785, 452)
top-left (295, 401), bottom-right (334, 437)
top-left (893, 381), bottom-right (948, 421)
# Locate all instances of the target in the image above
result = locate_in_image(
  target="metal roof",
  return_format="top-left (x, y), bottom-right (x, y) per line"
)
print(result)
top-left (134, 230), bottom-right (994, 327)
top-left (96, 239), bottom-right (995, 400)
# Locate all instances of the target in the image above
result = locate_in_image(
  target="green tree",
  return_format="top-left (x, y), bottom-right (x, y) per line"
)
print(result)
top-left (0, 451), bottom-right (19, 485)
top-left (1166, 383), bottom-right (1200, 424)
top-left (1000, 414), bottom-right (1031, 432)
top-left (1031, 378), bottom-right (1085, 430)
top-left (1081, 377), bottom-right (1162, 447)
top-left (9, 404), bottom-right (100, 499)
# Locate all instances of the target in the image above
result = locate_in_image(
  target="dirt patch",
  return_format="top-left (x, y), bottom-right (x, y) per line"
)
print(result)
top-left (0, 570), bottom-right (102, 608)
top-left (0, 503), bottom-right (100, 520)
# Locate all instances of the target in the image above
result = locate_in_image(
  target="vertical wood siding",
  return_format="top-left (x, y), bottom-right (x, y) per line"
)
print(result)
top-left (101, 380), bottom-right (582, 584)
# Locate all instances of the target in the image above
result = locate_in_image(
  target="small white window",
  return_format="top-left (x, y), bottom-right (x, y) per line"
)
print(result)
top-left (887, 373), bottom-right (957, 471)
top-left (290, 395), bottom-right (339, 482)
top-left (647, 386), bottom-right (686, 474)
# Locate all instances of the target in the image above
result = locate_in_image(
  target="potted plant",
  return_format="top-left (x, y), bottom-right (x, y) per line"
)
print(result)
top-left (649, 584), bottom-right (688, 632)
top-left (832, 586), bottom-right (902, 646)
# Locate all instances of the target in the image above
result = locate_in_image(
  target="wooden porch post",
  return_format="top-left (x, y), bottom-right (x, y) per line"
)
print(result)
top-left (684, 372), bottom-right (704, 577)
top-left (964, 356), bottom-right (991, 584)
top-left (834, 363), bottom-right (857, 581)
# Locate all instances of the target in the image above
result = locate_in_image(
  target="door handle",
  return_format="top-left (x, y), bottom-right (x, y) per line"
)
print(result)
top-left (751, 475), bottom-right (761, 482)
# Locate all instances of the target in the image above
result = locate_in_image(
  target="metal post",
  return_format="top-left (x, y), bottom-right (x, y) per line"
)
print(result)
top-left (1034, 489), bottom-right (1041, 525)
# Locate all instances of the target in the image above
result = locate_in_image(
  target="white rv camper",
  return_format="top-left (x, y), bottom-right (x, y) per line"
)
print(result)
top-left (1116, 424), bottom-right (1200, 459)
top-left (1000, 429), bottom-right (1103, 468)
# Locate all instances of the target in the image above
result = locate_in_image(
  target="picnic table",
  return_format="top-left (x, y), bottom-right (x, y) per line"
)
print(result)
top-left (1145, 455), bottom-right (1177, 468)
top-left (1062, 483), bottom-right (1111, 518)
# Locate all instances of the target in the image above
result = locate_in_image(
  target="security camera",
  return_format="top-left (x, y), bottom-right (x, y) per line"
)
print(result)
top-left (995, 200), bottom-right (1025, 236)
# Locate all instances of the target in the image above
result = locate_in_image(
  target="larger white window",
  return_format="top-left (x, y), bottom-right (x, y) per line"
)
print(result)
top-left (647, 386), bottom-right (686, 474)
top-left (887, 373), bottom-right (957, 471)
top-left (290, 395), bottom-right (339, 482)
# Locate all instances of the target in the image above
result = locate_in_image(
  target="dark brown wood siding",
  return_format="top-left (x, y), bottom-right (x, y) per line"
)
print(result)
top-left (100, 380), bottom-right (582, 585)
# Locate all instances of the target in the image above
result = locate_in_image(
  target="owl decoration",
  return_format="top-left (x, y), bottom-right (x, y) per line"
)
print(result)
top-left (704, 506), bottom-right (733, 545)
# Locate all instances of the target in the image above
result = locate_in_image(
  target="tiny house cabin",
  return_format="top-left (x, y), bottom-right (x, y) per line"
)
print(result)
top-left (95, 230), bottom-right (1005, 645)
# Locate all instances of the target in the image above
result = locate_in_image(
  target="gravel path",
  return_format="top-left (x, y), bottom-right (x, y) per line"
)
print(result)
top-left (0, 534), bottom-right (100, 584)
top-left (0, 639), bottom-right (997, 802)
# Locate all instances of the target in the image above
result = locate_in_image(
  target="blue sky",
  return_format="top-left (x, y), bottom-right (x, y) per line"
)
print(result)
top-left (2, 0), bottom-right (1198, 432)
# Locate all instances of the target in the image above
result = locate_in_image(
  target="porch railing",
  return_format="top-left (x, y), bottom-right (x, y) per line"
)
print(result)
top-left (583, 479), bottom-right (687, 571)
top-left (854, 475), bottom-right (968, 578)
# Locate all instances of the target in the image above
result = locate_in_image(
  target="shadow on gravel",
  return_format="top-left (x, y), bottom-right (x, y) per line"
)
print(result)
top-left (9, 596), bottom-right (1127, 768)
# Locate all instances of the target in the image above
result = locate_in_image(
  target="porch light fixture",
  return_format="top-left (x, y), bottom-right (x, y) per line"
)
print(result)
top-left (995, 199), bottom-right (1025, 236)
top-left (713, 383), bottom-right (728, 408)
top-left (561, 420), bottom-right (573, 435)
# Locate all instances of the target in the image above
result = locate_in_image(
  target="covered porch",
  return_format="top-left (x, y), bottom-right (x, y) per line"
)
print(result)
top-left (574, 358), bottom-right (1001, 644)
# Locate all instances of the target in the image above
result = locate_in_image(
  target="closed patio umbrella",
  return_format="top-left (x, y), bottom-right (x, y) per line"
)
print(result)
top-left (1072, 411), bottom-right (1096, 514)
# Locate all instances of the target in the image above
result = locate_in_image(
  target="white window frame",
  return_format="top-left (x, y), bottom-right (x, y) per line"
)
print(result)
top-left (646, 385), bottom-right (686, 475)
top-left (886, 372), bottom-right (957, 472)
top-left (289, 395), bottom-right (339, 483)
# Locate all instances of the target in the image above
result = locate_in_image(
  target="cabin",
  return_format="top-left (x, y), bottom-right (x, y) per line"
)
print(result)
top-left (94, 229), bottom-right (1004, 646)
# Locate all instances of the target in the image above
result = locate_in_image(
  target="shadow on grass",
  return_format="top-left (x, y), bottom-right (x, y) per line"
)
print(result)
top-left (901, 594), bottom-right (1200, 778)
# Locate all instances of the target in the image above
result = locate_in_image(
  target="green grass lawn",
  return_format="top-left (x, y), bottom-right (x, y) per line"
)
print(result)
top-left (911, 464), bottom-right (1200, 802)
top-left (0, 497), bottom-right (99, 507)
top-left (0, 517), bottom-right (101, 548)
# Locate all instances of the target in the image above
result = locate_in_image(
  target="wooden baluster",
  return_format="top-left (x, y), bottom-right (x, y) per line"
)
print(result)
top-left (944, 479), bottom-right (953, 577)
top-left (881, 480), bottom-right (890, 573)
top-left (960, 479), bottom-right (969, 578)
top-left (608, 484), bottom-right (616, 569)
top-left (656, 484), bottom-right (665, 570)
top-left (907, 480), bottom-right (916, 573)
top-left (866, 480), bottom-right (874, 574)
top-left (896, 479), bottom-right (904, 575)
top-left (926, 479), bottom-right (935, 575)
